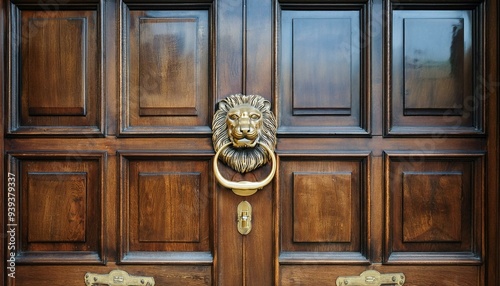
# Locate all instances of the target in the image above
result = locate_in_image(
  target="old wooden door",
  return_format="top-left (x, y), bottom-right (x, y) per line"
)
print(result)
top-left (2, 0), bottom-right (499, 285)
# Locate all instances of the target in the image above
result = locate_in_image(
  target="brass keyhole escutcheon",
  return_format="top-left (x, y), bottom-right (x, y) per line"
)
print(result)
top-left (237, 201), bottom-right (252, 235)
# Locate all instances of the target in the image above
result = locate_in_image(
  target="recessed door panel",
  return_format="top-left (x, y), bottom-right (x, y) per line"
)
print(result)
top-left (279, 3), bottom-right (370, 135)
top-left (8, 5), bottom-right (103, 135)
top-left (385, 152), bottom-right (484, 264)
top-left (279, 154), bottom-right (369, 264)
top-left (121, 5), bottom-right (211, 135)
top-left (7, 151), bottom-right (105, 264)
top-left (388, 5), bottom-right (483, 135)
top-left (119, 152), bottom-right (212, 264)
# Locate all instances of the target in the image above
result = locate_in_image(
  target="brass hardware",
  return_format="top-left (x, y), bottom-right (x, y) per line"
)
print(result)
top-left (237, 201), bottom-right (252, 235)
top-left (336, 270), bottom-right (405, 286)
top-left (214, 142), bottom-right (277, 196)
top-left (212, 94), bottom-right (278, 196)
top-left (85, 270), bottom-right (155, 286)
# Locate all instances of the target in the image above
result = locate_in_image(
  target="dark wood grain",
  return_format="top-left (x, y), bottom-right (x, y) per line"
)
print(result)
top-left (14, 264), bottom-right (212, 286)
top-left (12, 8), bottom-right (103, 135)
top-left (293, 172), bottom-right (352, 243)
top-left (279, 154), bottom-right (369, 259)
top-left (402, 172), bottom-right (463, 242)
top-left (385, 152), bottom-right (483, 264)
top-left (28, 173), bottom-right (87, 242)
top-left (138, 18), bottom-right (198, 116)
top-left (278, 6), bottom-right (369, 135)
top-left (10, 151), bottom-right (104, 264)
top-left (138, 172), bottom-right (201, 242)
top-left (121, 153), bottom-right (211, 260)
top-left (388, 8), bottom-right (482, 135)
top-left (280, 265), bottom-right (480, 286)
top-left (27, 18), bottom-right (86, 116)
top-left (123, 8), bottom-right (211, 135)
top-left (292, 18), bottom-right (352, 115)
top-left (1, 0), bottom-right (498, 285)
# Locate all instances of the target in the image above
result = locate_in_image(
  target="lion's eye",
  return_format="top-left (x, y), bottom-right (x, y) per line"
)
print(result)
top-left (229, 114), bottom-right (239, 120)
top-left (250, 114), bottom-right (261, 120)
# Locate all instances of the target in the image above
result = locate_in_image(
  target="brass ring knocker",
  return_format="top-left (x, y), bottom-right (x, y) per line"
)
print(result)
top-left (212, 94), bottom-right (278, 196)
top-left (213, 142), bottom-right (277, 196)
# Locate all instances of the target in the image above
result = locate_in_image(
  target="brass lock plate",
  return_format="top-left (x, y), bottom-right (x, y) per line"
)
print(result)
top-left (85, 270), bottom-right (155, 286)
top-left (336, 270), bottom-right (405, 286)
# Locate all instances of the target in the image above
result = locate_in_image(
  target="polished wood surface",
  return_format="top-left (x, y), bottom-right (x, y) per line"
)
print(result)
top-left (402, 17), bottom-right (466, 115)
top-left (279, 155), bottom-right (368, 259)
top-left (124, 8), bottom-right (210, 134)
top-left (1, 0), bottom-right (498, 285)
top-left (27, 173), bottom-right (87, 242)
top-left (14, 8), bottom-right (102, 135)
top-left (122, 153), bottom-right (211, 258)
top-left (385, 152), bottom-right (483, 264)
top-left (390, 8), bottom-right (480, 135)
top-left (279, 6), bottom-right (368, 134)
top-left (10, 152), bottom-right (105, 264)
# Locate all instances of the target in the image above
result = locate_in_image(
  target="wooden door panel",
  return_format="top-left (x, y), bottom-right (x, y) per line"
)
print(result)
top-left (278, 3), bottom-right (369, 135)
top-left (121, 4), bottom-right (211, 135)
top-left (7, 151), bottom-right (105, 264)
top-left (137, 173), bottom-right (201, 243)
top-left (278, 154), bottom-right (369, 264)
top-left (27, 173), bottom-right (87, 243)
top-left (280, 265), bottom-right (480, 286)
top-left (293, 172), bottom-right (352, 243)
top-left (8, 3), bottom-right (103, 136)
top-left (119, 152), bottom-right (213, 263)
top-left (388, 3), bottom-right (483, 135)
top-left (385, 152), bottom-right (483, 264)
top-left (14, 264), bottom-right (212, 286)
top-left (25, 17), bottom-right (86, 116)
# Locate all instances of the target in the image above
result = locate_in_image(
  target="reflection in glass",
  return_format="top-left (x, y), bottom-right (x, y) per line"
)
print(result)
top-left (403, 18), bottom-right (467, 115)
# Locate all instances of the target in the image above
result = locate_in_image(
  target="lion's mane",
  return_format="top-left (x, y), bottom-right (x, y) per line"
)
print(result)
top-left (212, 94), bottom-right (277, 173)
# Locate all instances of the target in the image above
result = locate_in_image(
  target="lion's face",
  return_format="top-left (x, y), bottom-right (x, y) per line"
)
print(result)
top-left (212, 94), bottom-right (277, 173)
top-left (226, 104), bottom-right (263, 148)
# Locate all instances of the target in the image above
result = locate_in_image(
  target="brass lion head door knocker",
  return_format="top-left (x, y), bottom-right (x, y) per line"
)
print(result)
top-left (212, 94), bottom-right (277, 196)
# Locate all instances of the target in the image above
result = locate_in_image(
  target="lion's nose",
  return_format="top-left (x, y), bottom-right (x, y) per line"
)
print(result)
top-left (239, 118), bottom-right (251, 134)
